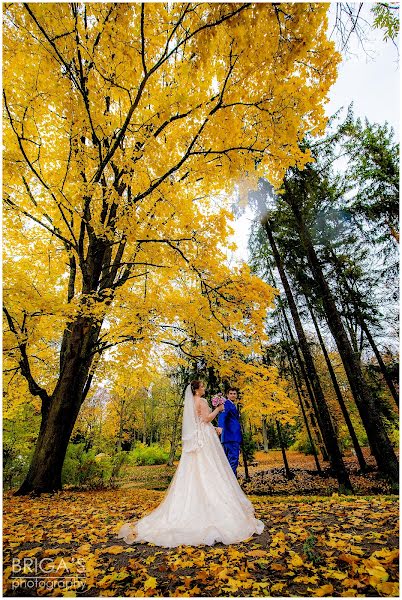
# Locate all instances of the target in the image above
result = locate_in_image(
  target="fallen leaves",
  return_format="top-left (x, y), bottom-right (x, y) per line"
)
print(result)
top-left (289, 552), bottom-right (304, 567)
top-left (3, 485), bottom-right (399, 597)
top-left (312, 583), bottom-right (334, 596)
top-left (143, 575), bottom-right (158, 591)
top-left (240, 449), bottom-right (396, 497)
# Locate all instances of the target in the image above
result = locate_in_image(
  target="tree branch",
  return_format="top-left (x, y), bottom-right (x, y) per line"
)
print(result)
top-left (3, 305), bottom-right (50, 404)
top-left (4, 194), bottom-right (77, 251)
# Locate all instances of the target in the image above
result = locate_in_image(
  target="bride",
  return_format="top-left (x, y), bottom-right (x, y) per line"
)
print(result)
top-left (116, 380), bottom-right (264, 548)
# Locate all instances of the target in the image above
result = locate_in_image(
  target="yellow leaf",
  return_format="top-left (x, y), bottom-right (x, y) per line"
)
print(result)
top-left (342, 578), bottom-right (361, 588)
top-left (324, 569), bottom-right (348, 580)
top-left (247, 549), bottom-right (267, 557)
top-left (75, 544), bottom-right (91, 555)
top-left (290, 553), bottom-right (304, 567)
top-left (338, 553), bottom-right (359, 565)
top-left (271, 563), bottom-right (286, 571)
top-left (294, 575), bottom-right (319, 584)
top-left (371, 548), bottom-right (399, 563)
top-left (144, 576), bottom-right (158, 591)
top-left (145, 554), bottom-right (156, 564)
top-left (374, 581), bottom-right (399, 595)
top-left (366, 565), bottom-right (389, 581)
top-left (271, 582), bottom-right (285, 592)
top-left (105, 545), bottom-right (125, 554)
top-left (313, 584), bottom-right (334, 596)
top-left (350, 545), bottom-right (365, 555)
top-left (189, 586), bottom-right (201, 595)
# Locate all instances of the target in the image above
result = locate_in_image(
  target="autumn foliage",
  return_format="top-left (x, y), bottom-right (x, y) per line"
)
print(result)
top-left (2, 3), bottom-right (343, 494)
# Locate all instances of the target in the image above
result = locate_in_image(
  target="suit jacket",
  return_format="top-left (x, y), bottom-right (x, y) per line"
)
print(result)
top-left (217, 399), bottom-right (242, 443)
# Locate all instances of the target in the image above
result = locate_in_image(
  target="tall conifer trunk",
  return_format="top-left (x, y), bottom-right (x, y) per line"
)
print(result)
top-left (305, 296), bottom-right (368, 472)
top-left (262, 218), bottom-right (353, 491)
top-left (281, 338), bottom-right (322, 472)
top-left (358, 317), bottom-right (399, 407)
top-left (290, 199), bottom-right (399, 484)
top-left (280, 305), bottom-right (330, 461)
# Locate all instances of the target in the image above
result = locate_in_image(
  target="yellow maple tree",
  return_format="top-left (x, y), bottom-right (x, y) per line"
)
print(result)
top-left (3, 2), bottom-right (340, 494)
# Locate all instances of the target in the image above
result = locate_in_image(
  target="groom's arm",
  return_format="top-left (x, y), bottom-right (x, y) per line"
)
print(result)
top-left (217, 401), bottom-right (229, 428)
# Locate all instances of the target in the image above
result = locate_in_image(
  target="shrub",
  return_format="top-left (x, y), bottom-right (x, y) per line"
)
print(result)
top-left (109, 451), bottom-right (130, 485)
top-left (62, 443), bottom-right (115, 489)
top-left (241, 430), bottom-right (257, 463)
top-left (127, 442), bottom-right (169, 466)
top-left (289, 430), bottom-right (314, 455)
top-left (387, 426), bottom-right (399, 449)
top-left (3, 446), bottom-right (31, 490)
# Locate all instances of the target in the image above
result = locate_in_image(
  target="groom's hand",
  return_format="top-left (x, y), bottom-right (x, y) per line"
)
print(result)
top-left (216, 427), bottom-right (222, 436)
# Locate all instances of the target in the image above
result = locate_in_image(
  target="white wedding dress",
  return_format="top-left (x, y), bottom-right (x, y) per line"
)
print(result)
top-left (116, 387), bottom-right (264, 548)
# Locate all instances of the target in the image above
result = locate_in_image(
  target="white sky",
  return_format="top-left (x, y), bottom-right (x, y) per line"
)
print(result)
top-left (229, 3), bottom-right (400, 264)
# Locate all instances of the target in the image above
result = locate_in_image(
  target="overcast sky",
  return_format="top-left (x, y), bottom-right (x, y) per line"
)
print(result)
top-left (229, 3), bottom-right (400, 264)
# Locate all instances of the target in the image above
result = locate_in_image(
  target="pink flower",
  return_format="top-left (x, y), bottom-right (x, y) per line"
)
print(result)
top-left (211, 393), bottom-right (226, 407)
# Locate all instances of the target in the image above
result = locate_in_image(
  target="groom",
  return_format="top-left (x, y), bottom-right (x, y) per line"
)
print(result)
top-left (216, 387), bottom-right (242, 477)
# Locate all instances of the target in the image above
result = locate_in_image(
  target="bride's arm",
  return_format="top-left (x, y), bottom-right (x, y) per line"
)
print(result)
top-left (204, 405), bottom-right (224, 423)
top-left (195, 398), bottom-right (224, 423)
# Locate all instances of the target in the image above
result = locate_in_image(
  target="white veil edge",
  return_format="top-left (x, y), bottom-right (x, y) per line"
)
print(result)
top-left (181, 384), bottom-right (204, 453)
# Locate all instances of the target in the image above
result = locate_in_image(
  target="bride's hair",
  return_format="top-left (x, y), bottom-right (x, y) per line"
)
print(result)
top-left (190, 380), bottom-right (203, 395)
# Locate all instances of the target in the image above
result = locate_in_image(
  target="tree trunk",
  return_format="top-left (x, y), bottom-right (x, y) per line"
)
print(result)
top-left (290, 201), bottom-right (399, 484)
top-left (276, 420), bottom-right (293, 479)
top-left (15, 317), bottom-right (102, 495)
top-left (274, 302), bottom-right (322, 471)
top-left (262, 417), bottom-right (269, 452)
top-left (168, 401), bottom-right (183, 466)
top-left (274, 270), bottom-right (331, 462)
top-left (262, 218), bottom-right (353, 492)
top-left (268, 267), bottom-right (329, 462)
top-left (359, 316), bottom-right (399, 407)
top-left (272, 286), bottom-right (331, 461)
top-left (283, 342), bottom-right (322, 473)
top-left (279, 304), bottom-right (330, 462)
top-left (306, 296), bottom-right (368, 473)
top-left (142, 397), bottom-right (147, 444)
top-left (116, 399), bottom-right (126, 454)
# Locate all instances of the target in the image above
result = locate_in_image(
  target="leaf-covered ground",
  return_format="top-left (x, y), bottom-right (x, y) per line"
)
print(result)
top-left (3, 487), bottom-right (399, 597)
top-left (239, 449), bottom-right (398, 497)
top-left (115, 448), bottom-right (397, 497)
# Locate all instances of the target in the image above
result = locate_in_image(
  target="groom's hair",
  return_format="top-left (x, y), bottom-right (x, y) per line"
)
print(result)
top-left (227, 387), bottom-right (238, 394)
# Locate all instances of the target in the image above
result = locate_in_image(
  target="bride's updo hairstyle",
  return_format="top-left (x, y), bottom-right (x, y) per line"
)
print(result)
top-left (190, 380), bottom-right (203, 395)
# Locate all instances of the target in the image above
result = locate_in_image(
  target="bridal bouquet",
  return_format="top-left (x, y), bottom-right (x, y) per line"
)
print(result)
top-left (211, 393), bottom-right (226, 407)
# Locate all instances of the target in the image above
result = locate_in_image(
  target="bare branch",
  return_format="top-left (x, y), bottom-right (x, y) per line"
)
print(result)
top-left (4, 194), bottom-right (77, 251)
top-left (3, 305), bottom-right (50, 404)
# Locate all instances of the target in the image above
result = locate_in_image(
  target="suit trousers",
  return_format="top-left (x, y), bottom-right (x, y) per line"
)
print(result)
top-left (222, 441), bottom-right (241, 477)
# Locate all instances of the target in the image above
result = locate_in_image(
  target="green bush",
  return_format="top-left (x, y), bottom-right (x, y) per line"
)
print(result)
top-left (387, 425), bottom-right (399, 449)
top-left (289, 430), bottom-right (314, 455)
top-left (109, 451), bottom-right (130, 484)
top-left (241, 430), bottom-right (257, 463)
top-left (127, 442), bottom-right (169, 466)
top-left (3, 445), bottom-right (31, 490)
top-left (62, 443), bottom-right (117, 489)
top-left (3, 405), bottom-right (39, 490)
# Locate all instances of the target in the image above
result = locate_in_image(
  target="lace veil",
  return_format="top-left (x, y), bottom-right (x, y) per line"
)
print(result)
top-left (181, 384), bottom-right (204, 453)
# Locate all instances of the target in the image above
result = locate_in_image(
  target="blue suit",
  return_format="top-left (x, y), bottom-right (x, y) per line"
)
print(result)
top-left (218, 399), bottom-right (242, 476)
